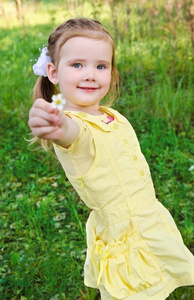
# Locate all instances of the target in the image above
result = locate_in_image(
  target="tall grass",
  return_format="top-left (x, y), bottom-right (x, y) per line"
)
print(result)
top-left (0, 1), bottom-right (193, 299)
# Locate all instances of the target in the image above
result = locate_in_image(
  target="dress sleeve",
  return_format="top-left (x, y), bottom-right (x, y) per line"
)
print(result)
top-left (53, 115), bottom-right (95, 177)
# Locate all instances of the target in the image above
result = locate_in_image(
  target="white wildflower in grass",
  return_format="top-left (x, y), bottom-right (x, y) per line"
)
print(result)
top-left (54, 222), bottom-right (61, 228)
top-left (50, 294), bottom-right (66, 300)
top-left (53, 213), bottom-right (66, 221)
top-left (51, 93), bottom-right (66, 111)
top-left (188, 165), bottom-right (194, 171)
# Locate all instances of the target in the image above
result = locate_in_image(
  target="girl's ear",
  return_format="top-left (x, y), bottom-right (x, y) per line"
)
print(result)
top-left (47, 62), bottom-right (58, 84)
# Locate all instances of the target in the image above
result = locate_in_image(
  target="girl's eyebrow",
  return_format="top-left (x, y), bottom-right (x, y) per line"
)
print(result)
top-left (67, 59), bottom-right (86, 63)
top-left (98, 60), bottom-right (111, 66)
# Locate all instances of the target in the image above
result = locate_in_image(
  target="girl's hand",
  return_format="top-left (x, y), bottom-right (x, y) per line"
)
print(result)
top-left (28, 98), bottom-right (61, 140)
top-left (28, 98), bottom-right (79, 147)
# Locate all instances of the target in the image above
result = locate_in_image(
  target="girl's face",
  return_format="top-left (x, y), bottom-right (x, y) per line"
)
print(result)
top-left (47, 36), bottom-right (112, 114)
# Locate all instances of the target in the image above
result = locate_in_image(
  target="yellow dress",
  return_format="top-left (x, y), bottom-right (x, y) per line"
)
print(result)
top-left (54, 107), bottom-right (194, 300)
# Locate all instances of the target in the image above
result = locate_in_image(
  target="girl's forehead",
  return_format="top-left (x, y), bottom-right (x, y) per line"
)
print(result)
top-left (60, 36), bottom-right (113, 56)
top-left (63, 36), bottom-right (111, 47)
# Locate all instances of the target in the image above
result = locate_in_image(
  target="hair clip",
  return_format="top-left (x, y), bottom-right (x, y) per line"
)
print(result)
top-left (32, 47), bottom-right (51, 77)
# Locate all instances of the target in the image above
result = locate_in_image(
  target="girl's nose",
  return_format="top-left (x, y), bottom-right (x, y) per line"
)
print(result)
top-left (83, 68), bottom-right (96, 81)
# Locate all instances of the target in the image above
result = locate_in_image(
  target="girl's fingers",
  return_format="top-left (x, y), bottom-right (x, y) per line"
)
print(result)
top-left (29, 101), bottom-right (61, 126)
top-left (33, 98), bottom-right (52, 109)
top-left (33, 98), bottom-right (60, 115)
top-left (28, 116), bottom-right (56, 128)
top-left (31, 125), bottom-right (58, 139)
top-left (29, 110), bottom-right (60, 126)
top-left (31, 126), bottom-right (64, 141)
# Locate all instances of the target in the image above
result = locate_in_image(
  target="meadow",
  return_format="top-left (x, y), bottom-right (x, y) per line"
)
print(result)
top-left (0, 0), bottom-right (193, 299)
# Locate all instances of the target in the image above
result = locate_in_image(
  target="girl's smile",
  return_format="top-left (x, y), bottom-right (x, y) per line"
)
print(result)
top-left (47, 36), bottom-right (112, 114)
top-left (77, 86), bottom-right (99, 91)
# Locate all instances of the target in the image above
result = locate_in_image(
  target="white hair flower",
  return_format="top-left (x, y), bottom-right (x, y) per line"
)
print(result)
top-left (51, 94), bottom-right (66, 111)
top-left (32, 47), bottom-right (51, 77)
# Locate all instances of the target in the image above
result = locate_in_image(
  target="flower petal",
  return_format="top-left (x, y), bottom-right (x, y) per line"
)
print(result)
top-left (58, 104), bottom-right (64, 111)
top-left (51, 102), bottom-right (57, 109)
top-left (52, 95), bottom-right (57, 102)
top-left (61, 99), bottom-right (66, 105)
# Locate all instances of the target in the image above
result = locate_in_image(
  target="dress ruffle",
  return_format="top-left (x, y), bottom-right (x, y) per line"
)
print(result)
top-left (87, 226), bottom-right (163, 299)
top-left (84, 200), bottom-right (194, 299)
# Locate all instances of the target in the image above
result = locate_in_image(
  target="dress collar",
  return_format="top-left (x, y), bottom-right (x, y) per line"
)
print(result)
top-left (64, 106), bottom-right (124, 132)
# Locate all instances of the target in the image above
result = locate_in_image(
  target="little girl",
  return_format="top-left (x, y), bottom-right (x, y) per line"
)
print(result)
top-left (29, 18), bottom-right (194, 300)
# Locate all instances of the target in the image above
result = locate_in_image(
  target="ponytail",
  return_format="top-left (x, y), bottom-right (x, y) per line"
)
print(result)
top-left (33, 76), bottom-right (59, 103)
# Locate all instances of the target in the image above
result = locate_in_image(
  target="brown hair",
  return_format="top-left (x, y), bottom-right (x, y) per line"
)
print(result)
top-left (33, 18), bottom-right (119, 107)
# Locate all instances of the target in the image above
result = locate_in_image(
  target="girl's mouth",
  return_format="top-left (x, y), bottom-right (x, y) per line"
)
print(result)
top-left (78, 86), bottom-right (99, 91)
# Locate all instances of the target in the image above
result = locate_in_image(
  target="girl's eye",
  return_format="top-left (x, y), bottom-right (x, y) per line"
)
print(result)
top-left (97, 64), bottom-right (106, 70)
top-left (72, 63), bottom-right (82, 68)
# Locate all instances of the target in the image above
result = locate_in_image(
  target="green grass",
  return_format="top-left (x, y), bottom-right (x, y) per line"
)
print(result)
top-left (0, 1), bottom-right (194, 299)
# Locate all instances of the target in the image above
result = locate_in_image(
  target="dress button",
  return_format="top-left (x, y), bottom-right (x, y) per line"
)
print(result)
top-left (133, 155), bottom-right (137, 161)
top-left (78, 112), bottom-right (87, 118)
top-left (113, 123), bottom-right (118, 129)
top-left (140, 170), bottom-right (145, 176)
top-left (123, 139), bottom-right (128, 145)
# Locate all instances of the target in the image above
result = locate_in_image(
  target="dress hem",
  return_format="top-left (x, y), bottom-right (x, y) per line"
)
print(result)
top-left (84, 273), bottom-right (194, 299)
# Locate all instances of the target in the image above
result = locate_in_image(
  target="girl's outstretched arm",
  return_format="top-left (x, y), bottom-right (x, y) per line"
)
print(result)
top-left (28, 98), bottom-right (79, 148)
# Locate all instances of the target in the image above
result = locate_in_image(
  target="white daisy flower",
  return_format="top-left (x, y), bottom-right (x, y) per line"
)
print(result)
top-left (51, 94), bottom-right (66, 111)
